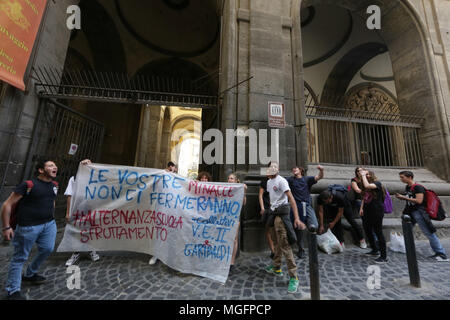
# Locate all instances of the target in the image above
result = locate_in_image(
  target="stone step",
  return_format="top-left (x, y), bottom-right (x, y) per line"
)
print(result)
top-left (309, 194), bottom-right (450, 218)
top-left (306, 164), bottom-right (447, 183)
top-left (306, 164), bottom-right (450, 195)
top-left (341, 217), bottom-right (450, 245)
top-left (241, 217), bottom-right (450, 252)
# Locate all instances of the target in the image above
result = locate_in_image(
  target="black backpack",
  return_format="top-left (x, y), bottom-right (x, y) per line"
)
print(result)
top-left (328, 184), bottom-right (348, 196)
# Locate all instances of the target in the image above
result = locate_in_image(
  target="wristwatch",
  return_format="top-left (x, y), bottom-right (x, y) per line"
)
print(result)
top-left (2, 226), bottom-right (12, 231)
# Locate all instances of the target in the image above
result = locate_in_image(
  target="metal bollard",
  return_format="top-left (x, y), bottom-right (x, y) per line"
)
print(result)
top-left (307, 226), bottom-right (320, 300)
top-left (401, 215), bottom-right (421, 288)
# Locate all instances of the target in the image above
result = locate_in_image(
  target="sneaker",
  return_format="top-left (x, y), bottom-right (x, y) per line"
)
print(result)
top-left (149, 256), bottom-right (158, 265)
top-left (374, 257), bottom-right (388, 264)
top-left (296, 250), bottom-right (305, 259)
top-left (7, 291), bottom-right (26, 300)
top-left (366, 250), bottom-right (379, 256)
top-left (265, 265), bottom-right (284, 277)
top-left (22, 274), bottom-right (46, 285)
top-left (66, 253), bottom-right (80, 266)
top-left (429, 253), bottom-right (449, 262)
top-left (359, 239), bottom-right (367, 249)
top-left (89, 251), bottom-right (100, 262)
top-left (288, 277), bottom-right (299, 294)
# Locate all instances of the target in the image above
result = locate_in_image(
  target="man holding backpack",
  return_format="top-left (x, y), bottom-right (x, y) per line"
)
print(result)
top-left (318, 184), bottom-right (366, 249)
top-left (396, 171), bottom-right (448, 262)
top-left (1, 160), bottom-right (59, 300)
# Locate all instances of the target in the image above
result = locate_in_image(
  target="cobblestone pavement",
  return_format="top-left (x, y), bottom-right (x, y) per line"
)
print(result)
top-left (1, 224), bottom-right (450, 300)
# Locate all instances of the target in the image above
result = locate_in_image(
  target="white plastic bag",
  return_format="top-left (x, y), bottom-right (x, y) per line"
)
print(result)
top-left (317, 229), bottom-right (342, 254)
top-left (388, 231), bottom-right (406, 253)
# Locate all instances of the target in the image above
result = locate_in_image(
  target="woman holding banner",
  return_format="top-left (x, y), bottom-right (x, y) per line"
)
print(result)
top-left (197, 171), bottom-right (212, 182)
top-left (227, 173), bottom-right (247, 272)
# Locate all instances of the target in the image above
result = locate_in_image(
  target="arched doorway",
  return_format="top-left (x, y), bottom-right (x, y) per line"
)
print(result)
top-left (300, 0), bottom-right (448, 175)
top-left (133, 58), bottom-right (217, 176)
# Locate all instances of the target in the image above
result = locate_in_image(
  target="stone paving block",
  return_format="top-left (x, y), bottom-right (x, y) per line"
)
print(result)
top-left (1, 236), bottom-right (450, 300)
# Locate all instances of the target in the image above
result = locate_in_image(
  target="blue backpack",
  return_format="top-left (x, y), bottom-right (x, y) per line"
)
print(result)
top-left (328, 184), bottom-right (348, 196)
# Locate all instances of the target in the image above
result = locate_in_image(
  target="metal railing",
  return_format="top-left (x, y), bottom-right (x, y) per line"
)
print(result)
top-left (23, 99), bottom-right (105, 216)
top-left (306, 105), bottom-right (424, 167)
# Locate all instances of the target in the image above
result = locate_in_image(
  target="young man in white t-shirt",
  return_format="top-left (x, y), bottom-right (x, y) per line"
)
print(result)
top-left (65, 159), bottom-right (100, 266)
top-left (265, 162), bottom-right (306, 294)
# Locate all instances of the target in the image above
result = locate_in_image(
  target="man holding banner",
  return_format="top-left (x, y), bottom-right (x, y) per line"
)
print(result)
top-left (57, 162), bottom-right (245, 284)
top-left (2, 160), bottom-right (59, 300)
top-left (65, 159), bottom-right (100, 267)
top-left (264, 162), bottom-right (306, 294)
top-left (148, 161), bottom-right (178, 266)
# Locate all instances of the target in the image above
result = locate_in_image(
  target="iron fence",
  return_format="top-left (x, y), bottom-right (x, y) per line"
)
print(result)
top-left (306, 105), bottom-right (424, 167)
top-left (23, 99), bottom-right (105, 215)
top-left (32, 67), bottom-right (218, 108)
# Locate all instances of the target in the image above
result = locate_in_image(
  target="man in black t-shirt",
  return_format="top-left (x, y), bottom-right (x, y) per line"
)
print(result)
top-left (1, 160), bottom-right (59, 300)
top-left (317, 188), bottom-right (349, 247)
top-left (396, 171), bottom-right (447, 261)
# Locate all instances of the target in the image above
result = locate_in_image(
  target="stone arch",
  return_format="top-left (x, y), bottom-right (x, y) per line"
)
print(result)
top-left (170, 114), bottom-right (202, 175)
top-left (304, 81), bottom-right (320, 106)
top-left (320, 42), bottom-right (388, 107)
top-left (78, 0), bottom-right (127, 72)
top-left (343, 82), bottom-right (398, 115)
top-left (170, 114), bottom-right (202, 132)
top-left (133, 58), bottom-right (217, 172)
top-left (114, 0), bottom-right (220, 58)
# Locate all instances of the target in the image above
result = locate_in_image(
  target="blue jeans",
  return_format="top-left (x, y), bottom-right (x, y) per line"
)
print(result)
top-left (291, 202), bottom-right (318, 229)
top-left (290, 202), bottom-right (318, 251)
top-left (5, 220), bottom-right (57, 295)
top-left (410, 209), bottom-right (446, 255)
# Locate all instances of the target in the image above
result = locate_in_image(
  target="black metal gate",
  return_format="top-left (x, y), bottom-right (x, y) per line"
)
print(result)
top-left (24, 99), bottom-right (105, 216)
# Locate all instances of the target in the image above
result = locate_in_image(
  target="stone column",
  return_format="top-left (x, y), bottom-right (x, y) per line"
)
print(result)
top-left (134, 105), bottom-right (166, 168)
top-left (219, 0), bottom-right (308, 252)
top-left (219, 0), bottom-right (238, 181)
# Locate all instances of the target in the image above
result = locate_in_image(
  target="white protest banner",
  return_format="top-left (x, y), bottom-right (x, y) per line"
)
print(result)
top-left (57, 163), bottom-right (244, 283)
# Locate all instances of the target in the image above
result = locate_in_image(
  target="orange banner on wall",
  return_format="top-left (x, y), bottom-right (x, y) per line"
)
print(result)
top-left (0, 0), bottom-right (47, 90)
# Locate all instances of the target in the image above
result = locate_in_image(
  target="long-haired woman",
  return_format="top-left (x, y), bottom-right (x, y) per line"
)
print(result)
top-left (197, 171), bottom-right (212, 182)
top-left (227, 173), bottom-right (247, 272)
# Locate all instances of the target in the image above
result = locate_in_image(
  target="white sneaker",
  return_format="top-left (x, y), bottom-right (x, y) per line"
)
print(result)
top-left (149, 256), bottom-right (158, 265)
top-left (359, 239), bottom-right (367, 249)
top-left (89, 251), bottom-right (100, 262)
top-left (435, 254), bottom-right (449, 262)
top-left (66, 253), bottom-right (80, 266)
